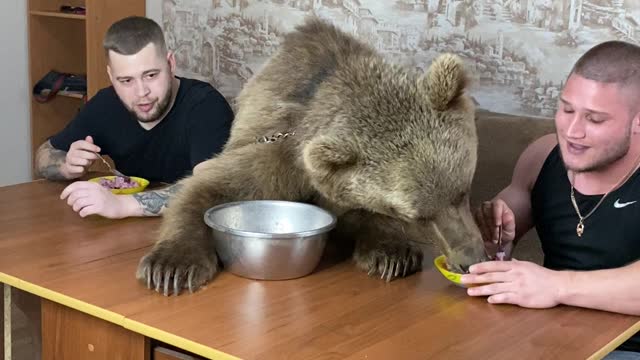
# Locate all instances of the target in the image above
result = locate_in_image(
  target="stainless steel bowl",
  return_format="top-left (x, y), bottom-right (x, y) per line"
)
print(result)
top-left (203, 200), bottom-right (337, 280)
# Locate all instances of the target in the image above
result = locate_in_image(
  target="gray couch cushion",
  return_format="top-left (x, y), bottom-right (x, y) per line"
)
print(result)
top-left (471, 110), bottom-right (556, 263)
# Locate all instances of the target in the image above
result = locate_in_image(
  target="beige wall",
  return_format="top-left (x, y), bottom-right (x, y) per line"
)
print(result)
top-left (147, 0), bottom-right (163, 25)
top-left (162, 0), bottom-right (639, 118)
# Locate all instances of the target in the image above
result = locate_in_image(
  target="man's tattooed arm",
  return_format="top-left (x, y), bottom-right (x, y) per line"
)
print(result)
top-left (132, 183), bottom-right (184, 216)
top-left (35, 140), bottom-right (69, 181)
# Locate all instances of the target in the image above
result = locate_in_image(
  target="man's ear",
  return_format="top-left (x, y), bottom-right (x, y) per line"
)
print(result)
top-left (302, 136), bottom-right (358, 177)
top-left (167, 51), bottom-right (176, 74)
top-left (632, 110), bottom-right (640, 134)
top-left (106, 65), bottom-right (113, 82)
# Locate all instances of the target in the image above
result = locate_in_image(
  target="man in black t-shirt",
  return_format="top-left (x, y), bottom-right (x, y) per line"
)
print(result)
top-left (465, 41), bottom-right (640, 357)
top-left (35, 16), bottom-right (233, 219)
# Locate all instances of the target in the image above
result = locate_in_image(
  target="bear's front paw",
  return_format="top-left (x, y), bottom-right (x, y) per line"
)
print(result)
top-left (353, 243), bottom-right (423, 282)
top-left (136, 243), bottom-right (219, 296)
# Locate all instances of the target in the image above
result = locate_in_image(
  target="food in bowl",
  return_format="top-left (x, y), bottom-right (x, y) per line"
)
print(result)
top-left (98, 176), bottom-right (139, 189)
top-left (434, 254), bottom-right (467, 288)
top-left (435, 253), bottom-right (508, 288)
top-left (88, 176), bottom-right (150, 195)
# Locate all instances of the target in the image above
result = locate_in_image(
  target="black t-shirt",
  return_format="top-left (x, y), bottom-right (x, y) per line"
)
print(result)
top-left (50, 77), bottom-right (233, 183)
top-left (531, 145), bottom-right (640, 352)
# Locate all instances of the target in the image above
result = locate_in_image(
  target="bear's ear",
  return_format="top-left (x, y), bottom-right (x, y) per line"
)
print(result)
top-left (418, 53), bottom-right (468, 111)
top-left (302, 135), bottom-right (358, 176)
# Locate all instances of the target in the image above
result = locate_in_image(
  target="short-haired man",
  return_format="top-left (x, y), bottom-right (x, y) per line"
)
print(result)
top-left (467, 40), bottom-right (640, 358)
top-left (35, 16), bottom-right (233, 218)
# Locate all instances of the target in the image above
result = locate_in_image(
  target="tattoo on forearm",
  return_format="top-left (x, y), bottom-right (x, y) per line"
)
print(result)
top-left (133, 183), bottom-right (183, 216)
top-left (36, 141), bottom-right (68, 180)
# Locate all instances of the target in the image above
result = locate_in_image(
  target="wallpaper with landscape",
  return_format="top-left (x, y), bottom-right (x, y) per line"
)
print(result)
top-left (163, 0), bottom-right (639, 117)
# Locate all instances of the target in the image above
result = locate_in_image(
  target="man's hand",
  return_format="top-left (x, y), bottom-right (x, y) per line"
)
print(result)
top-left (60, 136), bottom-right (101, 179)
top-left (460, 260), bottom-right (567, 309)
top-left (60, 181), bottom-right (139, 219)
top-left (474, 199), bottom-right (517, 260)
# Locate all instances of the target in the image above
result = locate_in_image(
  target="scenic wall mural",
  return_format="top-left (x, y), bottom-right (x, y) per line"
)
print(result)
top-left (163, 0), bottom-right (640, 118)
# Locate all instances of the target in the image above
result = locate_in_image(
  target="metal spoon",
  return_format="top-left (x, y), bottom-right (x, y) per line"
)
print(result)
top-left (495, 224), bottom-right (506, 261)
top-left (94, 153), bottom-right (130, 181)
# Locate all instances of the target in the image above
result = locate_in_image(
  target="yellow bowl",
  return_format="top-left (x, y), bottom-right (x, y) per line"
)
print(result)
top-left (88, 176), bottom-right (149, 195)
top-left (434, 254), bottom-right (467, 288)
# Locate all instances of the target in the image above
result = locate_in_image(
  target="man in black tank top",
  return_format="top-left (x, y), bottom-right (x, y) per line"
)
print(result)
top-left (461, 41), bottom-right (640, 358)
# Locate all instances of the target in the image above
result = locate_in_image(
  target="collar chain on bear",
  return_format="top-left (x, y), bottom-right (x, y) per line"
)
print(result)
top-left (256, 131), bottom-right (296, 144)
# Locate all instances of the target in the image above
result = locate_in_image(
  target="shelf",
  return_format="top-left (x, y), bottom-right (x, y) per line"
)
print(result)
top-left (58, 92), bottom-right (85, 99)
top-left (30, 10), bottom-right (85, 20)
top-left (35, 90), bottom-right (86, 100)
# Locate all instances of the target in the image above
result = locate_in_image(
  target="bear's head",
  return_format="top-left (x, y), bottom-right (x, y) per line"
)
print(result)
top-left (302, 53), bottom-right (488, 273)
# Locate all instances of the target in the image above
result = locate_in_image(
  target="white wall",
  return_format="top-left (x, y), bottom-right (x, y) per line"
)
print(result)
top-left (0, 0), bottom-right (30, 186)
top-left (147, 0), bottom-right (162, 24)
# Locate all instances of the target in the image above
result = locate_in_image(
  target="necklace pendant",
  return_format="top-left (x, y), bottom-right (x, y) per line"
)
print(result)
top-left (576, 221), bottom-right (584, 237)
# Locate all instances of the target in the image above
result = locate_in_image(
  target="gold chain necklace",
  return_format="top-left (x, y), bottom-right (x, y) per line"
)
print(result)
top-left (570, 186), bottom-right (608, 237)
top-left (570, 152), bottom-right (640, 237)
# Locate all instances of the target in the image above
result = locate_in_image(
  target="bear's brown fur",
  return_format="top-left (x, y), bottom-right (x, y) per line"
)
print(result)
top-left (136, 17), bottom-right (488, 295)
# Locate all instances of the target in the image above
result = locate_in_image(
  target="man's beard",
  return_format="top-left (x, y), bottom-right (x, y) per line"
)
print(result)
top-left (129, 87), bottom-right (173, 123)
top-left (561, 131), bottom-right (631, 173)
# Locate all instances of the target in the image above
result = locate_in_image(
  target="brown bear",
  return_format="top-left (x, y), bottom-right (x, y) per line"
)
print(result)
top-left (136, 17), bottom-right (489, 296)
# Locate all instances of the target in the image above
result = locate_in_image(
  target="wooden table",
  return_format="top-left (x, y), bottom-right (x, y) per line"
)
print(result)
top-left (1, 180), bottom-right (639, 359)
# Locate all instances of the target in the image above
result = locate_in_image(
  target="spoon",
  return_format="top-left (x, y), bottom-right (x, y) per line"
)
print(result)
top-left (94, 153), bottom-right (130, 181)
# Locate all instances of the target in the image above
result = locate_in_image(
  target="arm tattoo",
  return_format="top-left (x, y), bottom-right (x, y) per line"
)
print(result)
top-left (36, 141), bottom-right (68, 181)
top-left (132, 183), bottom-right (184, 216)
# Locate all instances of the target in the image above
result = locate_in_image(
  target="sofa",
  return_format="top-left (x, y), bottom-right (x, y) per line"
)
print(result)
top-left (471, 109), bottom-right (557, 264)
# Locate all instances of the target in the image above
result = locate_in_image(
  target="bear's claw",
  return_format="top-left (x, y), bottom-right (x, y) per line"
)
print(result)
top-left (355, 244), bottom-right (423, 282)
top-left (136, 245), bottom-right (219, 296)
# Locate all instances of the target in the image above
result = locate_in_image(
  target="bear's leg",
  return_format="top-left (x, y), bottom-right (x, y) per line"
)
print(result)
top-left (136, 144), bottom-right (309, 296)
top-left (343, 211), bottom-right (425, 282)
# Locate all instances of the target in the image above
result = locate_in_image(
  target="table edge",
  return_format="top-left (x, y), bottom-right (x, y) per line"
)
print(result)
top-left (0, 272), bottom-right (241, 360)
top-left (587, 319), bottom-right (640, 360)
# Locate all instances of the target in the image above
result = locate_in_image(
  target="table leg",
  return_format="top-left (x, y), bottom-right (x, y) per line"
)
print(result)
top-left (3, 284), bottom-right (10, 360)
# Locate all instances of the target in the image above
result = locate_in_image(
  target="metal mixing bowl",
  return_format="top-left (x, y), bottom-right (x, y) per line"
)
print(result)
top-left (203, 200), bottom-right (337, 280)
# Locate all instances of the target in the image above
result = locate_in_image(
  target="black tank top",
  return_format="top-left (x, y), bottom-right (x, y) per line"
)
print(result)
top-left (531, 145), bottom-right (640, 352)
